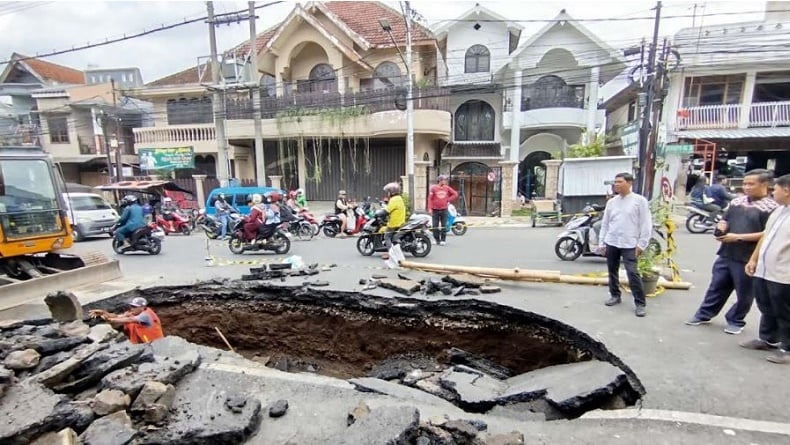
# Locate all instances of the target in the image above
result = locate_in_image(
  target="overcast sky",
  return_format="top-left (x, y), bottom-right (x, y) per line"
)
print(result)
top-left (0, 1), bottom-right (770, 83)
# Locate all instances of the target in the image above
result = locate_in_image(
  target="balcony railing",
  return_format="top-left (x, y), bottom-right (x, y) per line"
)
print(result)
top-left (133, 124), bottom-right (216, 145)
top-left (504, 86), bottom-right (585, 112)
top-left (226, 87), bottom-right (450, 120)
top-left (676, 101), bottom-right (790, 130)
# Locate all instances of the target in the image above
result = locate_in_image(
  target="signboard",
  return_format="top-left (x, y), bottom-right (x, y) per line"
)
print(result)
top-left (138, 147), bottom-right (195, 171)
top-left (620, 122), bottom-right (640, 157)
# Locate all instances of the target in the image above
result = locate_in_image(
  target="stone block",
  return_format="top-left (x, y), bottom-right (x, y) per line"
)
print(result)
top-left (30, 428), bottom-right (78, 445)
top-left (53, 343), bottom-right (151, 394)
top-left (87, 325), bottom-right (120, 344)
top-left (92, 389), bottom-right (131, 416)
top-left (101, 349), bottom-right (200, 398)
top-left (377, 278), bottom-right (421, 296)
top-left (25, 337), bottom-right (87, 355)
top-left (29, 343), bottom-right (104, 388)
top-left (484, 431), bottom-right (524, 445)
top-left (44, 292), bottom-right (83, 322)
top-left (57, 321), bottom-right (90, 338)
top-left (323, 406), bottom-right (419, 445)
top-left (268, 399), bottom-right (288, 418)
top-left (4, 349), bottom-right (41, 370)
top-left (78, 410), bottom-right (135, 445)
top-left (439, 369), bottom-right (507, 409)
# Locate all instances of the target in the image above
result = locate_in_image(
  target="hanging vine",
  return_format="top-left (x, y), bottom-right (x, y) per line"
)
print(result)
top-left (363, 137), bottom-right (372, 175)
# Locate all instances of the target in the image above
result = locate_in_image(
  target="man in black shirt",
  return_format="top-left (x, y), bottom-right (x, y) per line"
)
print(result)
top-left (686, 170), bottom-right (778, 334)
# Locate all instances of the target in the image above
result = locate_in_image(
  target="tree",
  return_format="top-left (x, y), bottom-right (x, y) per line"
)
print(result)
top-left (567, 134), bottom-right (605, 158)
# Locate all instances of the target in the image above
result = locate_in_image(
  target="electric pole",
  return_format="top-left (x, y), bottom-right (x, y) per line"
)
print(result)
top-left (249, 1), bottom-right (266, 187)
top-left (637, 1), bottom-right (662, 197)
top-left (111, 78), bottom-right (123, 181)
top-left (207, 1), bottom-right (231, 187)
top-left (404, 1), bottom-right (415, 211)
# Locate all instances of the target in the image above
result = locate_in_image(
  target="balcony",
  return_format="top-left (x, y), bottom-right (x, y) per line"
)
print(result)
top-left (133, 124), bottom-right (217, 152)
top-left (676, 101), bottom-right (790, 130)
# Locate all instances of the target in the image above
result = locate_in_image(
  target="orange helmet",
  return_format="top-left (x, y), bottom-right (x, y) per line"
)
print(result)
top-left (266, 191), bottom-right (282, 203)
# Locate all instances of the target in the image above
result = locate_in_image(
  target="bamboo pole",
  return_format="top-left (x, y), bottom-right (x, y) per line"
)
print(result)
top-left (214, 326), bottom-right (235, 353)
top-left (399, 260), bottom-right (561, 282)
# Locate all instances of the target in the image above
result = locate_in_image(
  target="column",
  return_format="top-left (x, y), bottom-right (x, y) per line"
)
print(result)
top-left (586, 66), bottom-right (600, 137)
top-left (739, 71), bottom-right (756, 128)
top-left (297, 139), bottom-right (307, 191)
top-left (498, 161), bottom-right (518, 217)
top-left (192, 174), bottom-right (207, 209)
top-left (414, 160), bottom-right (431, 212)
top-left (542, 159), bottom-right (563, 201)
top-left (510, 70), bottom-right (523, 202)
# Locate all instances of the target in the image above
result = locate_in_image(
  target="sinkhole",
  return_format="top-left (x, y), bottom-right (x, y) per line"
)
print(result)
top-left (89, 281), bottom-right (645, 419)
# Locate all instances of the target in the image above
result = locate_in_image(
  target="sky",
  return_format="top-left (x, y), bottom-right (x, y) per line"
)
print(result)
top-left (0, 0), bottom-right (772, 84)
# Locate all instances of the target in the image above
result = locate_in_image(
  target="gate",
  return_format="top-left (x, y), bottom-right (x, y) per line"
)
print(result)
top-left (449, 162), bottom-right (501, 216)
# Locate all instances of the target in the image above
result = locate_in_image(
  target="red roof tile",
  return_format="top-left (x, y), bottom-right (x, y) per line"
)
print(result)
top-left (226, 26), bottom-right (278, 58)
top-left (146, 63), bottom-right (213, 87)
top-left (322, 1), bottom-right (434, 47)
top-left (15, 53), bottom-right (85, 84)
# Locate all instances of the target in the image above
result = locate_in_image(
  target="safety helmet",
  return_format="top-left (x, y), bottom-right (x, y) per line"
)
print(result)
top-left (374, 208), bottom-right (389, 220)
top-left (338, 190), bottom-right (347, 196)
top-left (123, 195), bottom-right (138, 205)
top-left (296, 188), bottom-right (304, 195)
top-left (129, 297), bottom-right (147, 307)
top-left (267, 191), bottom-right (282, 203)
top-left (162, 197), bottom-right (172, 203)
top-left (383, 182), bottom-right (400, 195)
top-left (218, 193), bottom-right (226, 201)
top-left (251, 194), bottom-right (263, 204)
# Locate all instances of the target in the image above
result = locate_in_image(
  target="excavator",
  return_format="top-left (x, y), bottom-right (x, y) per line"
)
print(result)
top-left (0, 146), bottom-right (121, 308)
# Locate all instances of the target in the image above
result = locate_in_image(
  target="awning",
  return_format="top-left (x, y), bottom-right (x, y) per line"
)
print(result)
top-left (55, 156), bottom-right (106, 164)
top-left (442, 141), bottom-right (503, 159)
top-left (95, 180), bottom-right (194, 195)
top-left (674, 127), bottom-right (790, 140)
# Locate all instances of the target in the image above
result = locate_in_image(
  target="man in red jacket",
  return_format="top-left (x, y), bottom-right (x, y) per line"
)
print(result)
top-left (428, 174), bottom-right (459, 246)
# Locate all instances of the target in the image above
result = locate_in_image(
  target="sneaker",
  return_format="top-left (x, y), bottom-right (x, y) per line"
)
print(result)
top-left (766, 350), bottom-right (790, 364)
top-left (685, 317), bottom-right (711, 326)
top-left (439, 241), bottom-right (446, 246)
top-left (739, 339), bottom-right (779, 350)
top-left (635, 305), bottom-right (647, 317)
top-left (604, 296), bottom-right (621, 306)
top-left (724, 324), bottom-right (744, 335)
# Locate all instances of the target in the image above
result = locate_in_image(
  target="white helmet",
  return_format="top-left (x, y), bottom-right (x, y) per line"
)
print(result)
top-left (252, 193), bottom-right (263, 204)
top-left (296, 188), bottom-right (304, 195)
top-left (163, 197), bottom-right (172, 203)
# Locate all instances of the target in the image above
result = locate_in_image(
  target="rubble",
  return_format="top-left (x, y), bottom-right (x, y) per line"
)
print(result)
top-left (4, 349), bottom-right (41, 370)
top-left (30, 428), bottom-right (78, 445)
top-left (44, 291), bottom-right (83, 322)
top-left (78, 410), bottom-right (135, 445)
top-left (317, 406), bottom-right (420, 445)
top-left (268, 399), bottom-right (289, 417)
top-left (347, 401), bottom-right (370, 425)
top-left (92, 389), bottom-right (131, 416)
top-left (485, 431), bottom-right (525, 445)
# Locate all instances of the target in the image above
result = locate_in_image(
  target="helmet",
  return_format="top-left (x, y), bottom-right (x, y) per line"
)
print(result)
top-left (123, 195), bottom-right (138, 205)
top-left (338, 190), bottom-right (347, 196)
top-left (251, 194), bottom-right (263, 204)
top-left (374, 208), bottom-right (389, 220)
top-left (246, 194), bottom-right (253, 203)
top-left (267, 191), bottom-right (282, 203)
top-left (383, 182), bottom-right (400, 195)
top-left (129, 297), bottom-right (147, 307)
top-left (218, 193), bottom-right (226, 201)
top-left (288, 190), bottom-right (297, 199)
top-left (296, 188), bottom-right (304, 195)
top-left (437, 174), bottom-right (449, 183)
top-left (162, 197), bottom-right (172, 203)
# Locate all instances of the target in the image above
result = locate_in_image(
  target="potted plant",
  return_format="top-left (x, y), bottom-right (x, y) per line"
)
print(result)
top-left (637, 249), bottom-right (661, 296)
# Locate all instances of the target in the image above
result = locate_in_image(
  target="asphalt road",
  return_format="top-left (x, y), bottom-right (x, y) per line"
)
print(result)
top-left (9, 225), bottom-right (790, 437)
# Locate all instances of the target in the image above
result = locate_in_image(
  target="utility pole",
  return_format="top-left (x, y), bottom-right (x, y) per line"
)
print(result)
top-left (249, 1), bottom-right (266, 187)
top-left (637, 1), bottom-right (662, 197)
top-left (207, 1), bottom-right (231, 187)
top-left (404, 1), bottom-right (415, 211)
top-left (644, 38), bottom-right (671, 199)
top-left (111, 79), bottom-right (123, 181)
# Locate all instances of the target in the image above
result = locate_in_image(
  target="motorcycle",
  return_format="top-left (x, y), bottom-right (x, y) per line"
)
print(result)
top-left (156, 209), bottom-right (193, 236)
top-left (110, 223), bottom-right (165, 255)
top-left (279, 204), bottom-right (315, 240)
top-left (199, 209), bottom-right (243, 239)
top-left (554, 203), bottom-right (662, 261)
top-left (227, 217), bottom-right (292, 255)
top-left (446, 203), bottom-right (468, 236)
top-left (319, 204), bottom-right (369, 238)
top-left (296, 207), bottom-right (320, 236)
top-left (356, 209), bottom-right (432, 258)
top-left (685, 204), bottom-right (722, 234)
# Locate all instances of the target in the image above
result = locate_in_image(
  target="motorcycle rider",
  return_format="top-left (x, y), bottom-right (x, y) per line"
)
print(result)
top-left (381, 182), bottom-right (406, 259)
top-left (214, 193), bottom-right (233, 240)
top-left (295, 188), bottom-right (307, 208)
top-left (709, 174), bottom-right (735, 208)
top-left (335, 190), bottom-right (351, 235)
top-left (689, 175), bottom-right (725, 222)
top-left (160, 197), bottom-right (178, 232)
top-left (259, 192), bottom-right (282, 239)
top-left (115, 195), bottom-right (146, 247)
top-left (243, 194), bottom-right (266, 242)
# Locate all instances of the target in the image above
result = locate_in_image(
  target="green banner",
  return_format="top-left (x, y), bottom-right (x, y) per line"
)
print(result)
top-left (138, 147), bottom-right (195, 170)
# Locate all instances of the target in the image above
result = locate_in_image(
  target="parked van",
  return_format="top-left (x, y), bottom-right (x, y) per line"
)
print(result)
top-left (63, 192), bottom-right (119, 242)
top-left (205, 187), bottom-right (282, 215)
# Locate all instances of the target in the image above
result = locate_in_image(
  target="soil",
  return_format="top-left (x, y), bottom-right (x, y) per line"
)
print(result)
top-left (156, 300), bottom-right (588, 379)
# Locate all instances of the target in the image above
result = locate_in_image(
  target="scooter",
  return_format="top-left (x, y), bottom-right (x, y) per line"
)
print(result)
top-left (446, 203), bottom-right (468, 236)
top-left (554, 203), bottom-right (663, 261)
top-left (279, 203), bottom-right (315, 240)
top-left (356, 209), bottom-right (432, 257)
top-left (156, 209), bottom-right (192, 236)
top-left (685, 204), bottom-right (722, 234)
top-left (296, 207), bottom-right (320, 236)
top-left (110, 223), bottom-right (165, 255)
top-left (227, 218), bottom-right (292, 255)
top-left (319, 205), bottom-right (369, 237)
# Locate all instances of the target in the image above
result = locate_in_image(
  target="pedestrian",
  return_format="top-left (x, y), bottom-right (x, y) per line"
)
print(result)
top-left (428, 174), bottom-right (458, 246)
top-left (741, 173), bottom-right (790, 363)
top-left (88, 297), bottom-right (164, 344)
top-left (686, 169), bottom-right (778, 334)
top-left (599, 172), bottom-right (653, 317)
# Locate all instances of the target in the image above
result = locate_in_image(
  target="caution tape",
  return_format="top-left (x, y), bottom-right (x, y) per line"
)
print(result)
top-left (204, 255), bottom-right (284, 267)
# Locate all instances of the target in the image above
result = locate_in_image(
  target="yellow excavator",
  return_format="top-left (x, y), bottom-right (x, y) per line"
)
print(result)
top-left (0, 146), bottom-right (121, 307)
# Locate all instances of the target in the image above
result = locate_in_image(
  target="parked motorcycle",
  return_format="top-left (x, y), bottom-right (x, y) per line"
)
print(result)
top-left (356, 209), bottom-right (432, 257)
top-left (446, 203), bottom-right (468, 236)
top-left (554, 203), bottom-right (662, 261)
top-left (156, 209), bottom-right (192, 236)
top-left (110, 223), bottom-right (165, 255)
top-left (227, 218), bottom-right (292, 255)
top-left (685, 204), bottom-right (722, 234)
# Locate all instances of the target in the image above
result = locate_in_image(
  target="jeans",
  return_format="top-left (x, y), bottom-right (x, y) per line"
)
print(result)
top-left (606, 244), bottom-right (646, 306)
top-left (694, 256), bottom-right (754, 327)
top-left (219, 214), bottom-right (229, 237)
top-left (753, 278), bottom-right (790, 350)
top-left (114, 226), bottom-right (135, 243)
top-left (432, 209), bottom-right (449, 243)
top-left (384, 227), bottom-right (401, 249)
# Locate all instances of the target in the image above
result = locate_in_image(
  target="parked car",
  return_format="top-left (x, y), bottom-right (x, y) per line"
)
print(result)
top-left (63, 192), bottom-right (119, 242)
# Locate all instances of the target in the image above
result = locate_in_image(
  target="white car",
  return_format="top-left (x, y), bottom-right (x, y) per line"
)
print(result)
top-left (63, 192), bottom-right (118, 241)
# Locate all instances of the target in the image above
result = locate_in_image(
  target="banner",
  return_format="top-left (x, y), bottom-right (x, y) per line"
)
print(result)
top-left (138, 147), bottom-right (195, 170)
top-left (620, 121), bottom-right (640, 157)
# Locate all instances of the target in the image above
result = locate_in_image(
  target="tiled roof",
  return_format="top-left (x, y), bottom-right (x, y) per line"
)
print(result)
top-left (226, 26), bottom-right (278, 58)
top-left (14, 53), bottom-right (85, 84)
top-left (442, 141), bottom-right (503, 159)
top-left (146, 63), bottom-right (213, 87)
top-left (322, 1), bottom-right (434, 47)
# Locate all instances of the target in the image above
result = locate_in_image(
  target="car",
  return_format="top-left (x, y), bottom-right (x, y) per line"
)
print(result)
top-left (205, 186), bottom-right (284, 215)
top-left (63, 192), bottom-right (119, 242)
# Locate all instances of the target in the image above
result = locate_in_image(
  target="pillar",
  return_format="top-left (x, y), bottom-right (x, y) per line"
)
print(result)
top-left (297, 138), bottom-right (307, 191)
top-left (739, 71), bottom-right (756, 128)
top-left (509, 70), bottom-right (523, 202)
top-left (192, 174), bottom-right (207, 209)
top-left (498, 161), bottom-right (518, 217)
top-left (269, 175), bottom-right (283, 190)
top-left (542, 159), bottom-right (562, 201)
top-left (414, 160), bottom-right (431, 212)
top-left (586, 66), bottom-right (600, 137)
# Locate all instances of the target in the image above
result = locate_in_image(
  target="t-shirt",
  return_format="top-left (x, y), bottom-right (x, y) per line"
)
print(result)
top-left (755, 205), bottom-right (790, 284)
top-left (386, 195), bottom-right (406, 228)
top-left (428, 185), bottom-right (458, 211)
top-left (718, 195), bottom-right (778, 262)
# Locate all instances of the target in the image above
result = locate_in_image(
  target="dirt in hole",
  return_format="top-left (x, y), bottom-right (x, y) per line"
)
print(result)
top-left (156, 299), bottom-right (590, 379)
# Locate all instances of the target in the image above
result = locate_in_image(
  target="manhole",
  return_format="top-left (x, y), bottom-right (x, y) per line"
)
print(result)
top-left (90, 281), bottom-right (645, 420)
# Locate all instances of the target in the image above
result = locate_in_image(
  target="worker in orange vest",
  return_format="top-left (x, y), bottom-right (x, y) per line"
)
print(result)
top-left (89, 297), bottom-right (164, 344)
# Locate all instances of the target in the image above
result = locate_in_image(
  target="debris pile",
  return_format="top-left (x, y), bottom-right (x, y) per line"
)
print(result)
top-left (359, 273), bottom-right (502, 296)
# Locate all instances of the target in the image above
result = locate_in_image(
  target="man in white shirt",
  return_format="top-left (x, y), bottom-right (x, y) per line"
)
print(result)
top-left (599, 172), bottom-right (653, 317)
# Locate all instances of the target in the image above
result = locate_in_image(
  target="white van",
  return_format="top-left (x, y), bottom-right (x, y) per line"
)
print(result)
top-left (63, 192), bottom-right (118, 241)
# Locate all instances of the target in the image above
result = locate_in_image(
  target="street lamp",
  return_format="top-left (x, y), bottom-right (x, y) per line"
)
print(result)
top-left (380, 10), bottom-right (415, 212)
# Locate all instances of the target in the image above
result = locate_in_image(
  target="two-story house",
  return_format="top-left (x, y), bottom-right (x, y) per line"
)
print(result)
top-left (129, 1), bottom-right (450, 206)
top-left (665, 1), bottom-right (790, 178)
top-left (0, 53), bottom-right (86, 146)
top-left (432, 4), bottom-right (523, 216)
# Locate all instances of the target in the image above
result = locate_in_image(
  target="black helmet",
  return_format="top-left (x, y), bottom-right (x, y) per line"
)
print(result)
top-left (123, 195), bottom-right (138, 205)
top-left (374, 208), bottom-right (389, 220)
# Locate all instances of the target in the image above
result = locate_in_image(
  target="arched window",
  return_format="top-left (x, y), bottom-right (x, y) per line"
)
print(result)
top-left (373, 61), bottom-right (403, 89)
top-left (454, 100), bottom-right (495, 141)
top-left (307, 63), bottom-right (337, 93)
top-left (465, 45), bottom-right (490, 73)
